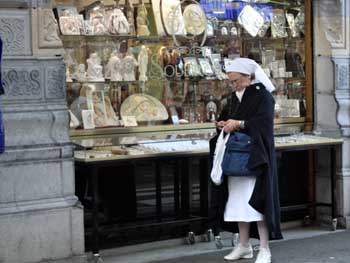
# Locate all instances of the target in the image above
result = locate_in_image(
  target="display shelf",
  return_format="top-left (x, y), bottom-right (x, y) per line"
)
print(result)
top-left (60, 0), bottom-right (312, 134)
top-left (61, 34), bottom-right (306, 44)
top-left (70, 122), bottom-right (216, 137)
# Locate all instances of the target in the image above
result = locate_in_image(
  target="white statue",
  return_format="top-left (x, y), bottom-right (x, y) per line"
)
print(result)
top-left (138, 45), bottom-right (148, 82)
top-left (87, 53), bottom-right (104, 82)
top-left (136, 4), bottom-right (150, 36)
top-left (73, 63), bottom-right (87, 82)
top-left (122, 49), bottom-right (138, 81)
top-left (105, 50), bottom-right (123, 81)
top-left (64, 49), bottom-right (77, 82)
top-left (107, 8), bottom-right (130, 35)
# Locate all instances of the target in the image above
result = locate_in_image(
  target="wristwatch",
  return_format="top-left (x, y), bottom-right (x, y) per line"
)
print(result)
top-left (239, 120), bottom-right (245, 129)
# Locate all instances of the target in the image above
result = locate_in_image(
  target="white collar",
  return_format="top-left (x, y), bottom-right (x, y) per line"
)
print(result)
top-left (235, 88), bottom-right (246, 102)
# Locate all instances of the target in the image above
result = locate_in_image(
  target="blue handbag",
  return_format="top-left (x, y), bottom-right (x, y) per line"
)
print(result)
top-left (221, 132), bottom-right (258, 177)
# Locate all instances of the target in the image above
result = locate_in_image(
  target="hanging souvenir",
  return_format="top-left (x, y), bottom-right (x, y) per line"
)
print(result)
top-left (238, 5), bottom-right (264, 37)
top-left (271, 9), bottom-right (288, 38)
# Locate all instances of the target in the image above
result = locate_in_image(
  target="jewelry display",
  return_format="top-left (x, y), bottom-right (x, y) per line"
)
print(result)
top-left (87, 53), bottom-right (105, 82)
top-left (138, 45), bottom-right (149, 82)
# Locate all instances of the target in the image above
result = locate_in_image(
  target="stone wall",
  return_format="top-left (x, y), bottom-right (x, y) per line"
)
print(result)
top-left (0, 0), bottom-right (85, 262)
top-left (313, 0), bottom-right (350, 228)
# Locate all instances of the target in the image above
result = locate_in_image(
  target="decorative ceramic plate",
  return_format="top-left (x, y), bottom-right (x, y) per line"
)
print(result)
top-left (182, 4), bottom-right (207, 35)
top-left (120, 94), bottom-right (169, 122)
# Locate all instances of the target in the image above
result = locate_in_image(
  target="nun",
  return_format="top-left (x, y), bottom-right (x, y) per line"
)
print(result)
top-left (209, 58), bottom-right (282, 263)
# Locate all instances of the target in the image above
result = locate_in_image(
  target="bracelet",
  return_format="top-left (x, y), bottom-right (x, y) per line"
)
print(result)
top-left (239, 120), bottom-right (245, 129)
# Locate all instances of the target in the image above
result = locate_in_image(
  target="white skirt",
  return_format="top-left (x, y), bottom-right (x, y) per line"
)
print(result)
top-left (224, 176), bottom-right (264, 222)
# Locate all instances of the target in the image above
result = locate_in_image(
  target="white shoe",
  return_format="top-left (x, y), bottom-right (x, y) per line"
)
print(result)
top-left (224, 243), bottom-right (253, 261)
top-left (255, 247), bottom-right (271, 263)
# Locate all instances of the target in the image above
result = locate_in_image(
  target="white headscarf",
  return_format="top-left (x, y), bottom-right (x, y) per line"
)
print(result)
top-left (225, 58), bottom-right (275, 93)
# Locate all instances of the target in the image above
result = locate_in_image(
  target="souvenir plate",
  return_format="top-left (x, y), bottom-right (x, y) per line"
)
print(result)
top-left (120, 94), bottom-right (169, 122)
top-left (183, 4), bottom-right (207, 35)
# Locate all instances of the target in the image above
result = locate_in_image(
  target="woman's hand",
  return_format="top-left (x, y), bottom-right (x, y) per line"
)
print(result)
top-left (223, 119), bottom-right (241, 133)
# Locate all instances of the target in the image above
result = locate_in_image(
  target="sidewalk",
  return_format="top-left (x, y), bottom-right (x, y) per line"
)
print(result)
top-left (91, 226), bottom-right (349, 263)
top-left (150, 230), bottom-right (350, 263)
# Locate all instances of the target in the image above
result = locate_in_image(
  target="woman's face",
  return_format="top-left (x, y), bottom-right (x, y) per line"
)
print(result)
top-left (228, 72), bottom-right (251, 91)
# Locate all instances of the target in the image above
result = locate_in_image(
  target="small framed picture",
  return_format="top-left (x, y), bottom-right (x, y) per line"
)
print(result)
top-left (82, 110), bottom-right (95, 129)
top-left (122, 116), bottom-right (138, 127)
top-left (171, 115), bottom-right (179, 125)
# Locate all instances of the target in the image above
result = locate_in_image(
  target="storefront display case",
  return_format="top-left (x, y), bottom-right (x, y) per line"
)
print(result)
top-left (53, 0), bottom-right (315, 251)
top-left (55, 0), bottom-right (312, 138)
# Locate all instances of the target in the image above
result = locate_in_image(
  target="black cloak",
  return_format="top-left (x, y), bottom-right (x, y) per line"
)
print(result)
top-left (209, 83), bottom-right (283, 240)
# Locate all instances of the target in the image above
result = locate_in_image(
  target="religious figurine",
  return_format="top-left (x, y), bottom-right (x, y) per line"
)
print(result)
top-left (69, 110), bottom-right (80, 129)
top-left (136, 4), bottom-right (150, 37)
top-left (91, 11), bottom-right (107, 35)
top-left (122, 48), bottom-right (138, 81)
top-left (107, 8), bottom-right (130, 35)
top-left (221, 26), bottom-right (228, 36)
top-left (87, 53), bottom-right (104, 82)
top-left (105, 50), bottom-right (123, 81)
top-left (206, 95), bottom-right (217, 122)
top-left (138, 45), bottom-right (149, 82)
top-left (72, 64), bottom-right (87, 82)
top-left (127, 1), bottom-right (136, 35)
top-left (63, 49), bottom-right (77, 82)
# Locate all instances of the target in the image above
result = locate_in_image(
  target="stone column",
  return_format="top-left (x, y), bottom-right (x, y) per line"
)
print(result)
top-left (315, 0), bottom-right (350, 228)
top-left (0, 0), bottom-right (85, 262)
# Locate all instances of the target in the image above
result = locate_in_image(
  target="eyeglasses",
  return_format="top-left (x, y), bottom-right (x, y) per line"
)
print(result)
top-left (228, 76), bottom-right (242, 86)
